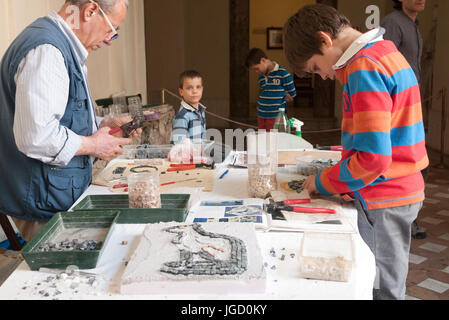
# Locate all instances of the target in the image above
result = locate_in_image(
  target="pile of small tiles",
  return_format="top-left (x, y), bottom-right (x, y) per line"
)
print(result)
top-left (248, 168), bottom-right (278, 199)
top-left (297, 159), bottom-right (339, 176)
top-left (287, 179), bottom-right (306, 193)
top-left (135, 145), bottom-right (171, 159)
top-left (37, 239), bottom-right (102, 252)
top-left (21, 268), bottom-right (101, 299)
top-left (128, 181), bottom-right (161, 209)
top-left (160, 224), bottom-right (248, 276)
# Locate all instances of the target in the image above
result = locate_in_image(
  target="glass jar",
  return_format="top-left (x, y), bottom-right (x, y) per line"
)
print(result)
top-left (127, 172), bottom-right (161, 209)
top-left (247, 132), bottom-right (278, 198)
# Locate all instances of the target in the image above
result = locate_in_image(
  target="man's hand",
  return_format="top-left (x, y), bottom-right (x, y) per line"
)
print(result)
top-left (303, 175), bottom-right (319, 197)
top-left (77, 127), bottom-right (133, 161)
top-left (100, 116), bottom-right (143, 139)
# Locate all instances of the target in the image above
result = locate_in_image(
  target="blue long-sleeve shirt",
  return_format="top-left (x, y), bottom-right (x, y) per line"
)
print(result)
top-left (257, 63), bottom-right (296, 119)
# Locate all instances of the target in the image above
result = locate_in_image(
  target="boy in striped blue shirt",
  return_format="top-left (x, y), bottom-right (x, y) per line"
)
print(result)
top-left (246, 48), bottom-right (297, 131)
top-left (171, 70), bottom-right (207, 143)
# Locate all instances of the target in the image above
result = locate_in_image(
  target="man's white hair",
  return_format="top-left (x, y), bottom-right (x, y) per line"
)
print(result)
top-left (66, 0), bottom-right (129, 14)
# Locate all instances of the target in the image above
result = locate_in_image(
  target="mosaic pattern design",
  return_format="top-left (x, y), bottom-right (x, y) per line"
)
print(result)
top-left (160, 224), bottom-right (247, 276)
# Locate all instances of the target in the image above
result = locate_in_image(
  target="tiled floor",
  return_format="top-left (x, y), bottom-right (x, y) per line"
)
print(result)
top-left (405, 164), bottom-right (449, 300)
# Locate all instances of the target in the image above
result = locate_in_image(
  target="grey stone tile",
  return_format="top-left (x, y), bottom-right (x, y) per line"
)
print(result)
top-left (433, 193), bottom-right (449, 199)
top-left (436, 210), bottom-right (449, 217)
top-left (421, 217), bottom-right (445, 225)
top-left (417, 278), bottom-right (449, 294)
top-left (419, 242), bottom-right (448, 253)
top-left (409, 253), bottom-right (427, 265)
top-left (424, 198), bottom-right (441, 205)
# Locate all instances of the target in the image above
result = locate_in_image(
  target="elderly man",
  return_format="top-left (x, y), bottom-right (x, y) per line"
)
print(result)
top-left (0, 0), bottom-right (138, 242)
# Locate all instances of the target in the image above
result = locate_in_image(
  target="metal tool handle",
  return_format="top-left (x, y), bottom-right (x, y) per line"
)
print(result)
top-left (170, 163), bottom-right (194, 167)
top-left (283, 199), bottom-right (311, 205)
top-left (109, 127), bottom-right (122, 135)
top-left (292, 206), bottom-right (336, 214)
top-left (167, 165), bottom-right (196, 172)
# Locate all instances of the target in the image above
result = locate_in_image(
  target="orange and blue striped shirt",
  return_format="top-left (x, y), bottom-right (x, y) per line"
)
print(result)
top-left (315, 40), bottom-right (429, 210)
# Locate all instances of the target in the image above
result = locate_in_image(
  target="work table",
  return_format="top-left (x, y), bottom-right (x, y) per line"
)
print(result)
top-left (0, 152), bottom-right (376, 300)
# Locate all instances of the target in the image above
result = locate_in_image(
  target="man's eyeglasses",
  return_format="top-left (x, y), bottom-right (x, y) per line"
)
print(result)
top-left (89, 0), bottom-right (119, 41)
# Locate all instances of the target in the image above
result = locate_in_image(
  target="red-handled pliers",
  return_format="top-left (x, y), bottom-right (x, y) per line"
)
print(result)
top-left (109, 116), bottom-right (143, 138)
top-left (265, 198), bottom-right (336, 215)
top-left (274, 199), bottom-right (311, 206)
top-left (280, 206), bottom-right (336, 214)
top-left (167, 162), bottom-right (215, 172)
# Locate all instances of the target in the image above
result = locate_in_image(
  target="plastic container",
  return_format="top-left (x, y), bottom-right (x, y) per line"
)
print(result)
top-left (128, 172), bottom-right (161, 209)
top-left (247, 132), bottom-right (278, 198)
top-left (72, 194), bottom-right (191, 224)
top-left (123, 144), bottom-right (173, 159)
top-left (298, 232), bottom-right (353, 282)
top-left (202, 141), bottom-right (233, 164)
top-left (296, 155), bottom-right (338, 176)
top-left (108, 104), bottom-right (123, 117)
top-left (273, 107), bottom-right (291, 133)
top-left (21, 210), bottom-right (118, 271)
top-left (128, 96), bottom-right (143, 119)
top-left (112, 91), bottom-right (128, 113)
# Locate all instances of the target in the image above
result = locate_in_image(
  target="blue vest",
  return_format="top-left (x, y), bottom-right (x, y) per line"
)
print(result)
top-left (0, 17), bottom-right (93, 222)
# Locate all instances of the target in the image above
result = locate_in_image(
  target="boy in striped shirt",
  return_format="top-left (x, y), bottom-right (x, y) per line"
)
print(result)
top-left (171, 70), bottom-right (207, 143)
top-left (246, 48), bottom-right (297, 131)
top-left (284, 4), bottom-right (428, 300)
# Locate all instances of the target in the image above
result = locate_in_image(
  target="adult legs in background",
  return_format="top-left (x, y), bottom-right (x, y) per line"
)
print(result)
top-left (412, 169), bottom-right (428, 239)
top-left (355, 201), bottom-right (422, 300)
top-left (257, 117), bottom-right (276, 131)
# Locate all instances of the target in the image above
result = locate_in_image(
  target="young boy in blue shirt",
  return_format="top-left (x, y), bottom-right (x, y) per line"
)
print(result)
top-left (172, 70), bottom-right (207, 143)
top-left (245, 48), bottom-right (297, 131)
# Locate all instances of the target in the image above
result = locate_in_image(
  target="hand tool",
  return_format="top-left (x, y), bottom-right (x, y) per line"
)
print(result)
top-left (271, 199), bottom-right (311, 206)
top-left (113, 178), bottom-right (199, 190)
top-left (160, 178), bottom-right (198, 187)
top-left (167, 161), bottom-right (215, 172)
top-left (264, 199), bottom-right (336, 215)
top-left (316, 145), bottom-right (344, 152)
top-left (315, 220), bottom-right (342, 225)
top-left (109, 115), bottom-right (144, 138)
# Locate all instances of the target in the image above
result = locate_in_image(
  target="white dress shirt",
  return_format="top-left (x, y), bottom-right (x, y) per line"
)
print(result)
top-left (13, 11), bottom-right (98, 166)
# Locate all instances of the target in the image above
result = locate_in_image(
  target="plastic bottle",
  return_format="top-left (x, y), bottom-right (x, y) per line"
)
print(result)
top-left (290, 118), bottom-right (304, 138)
top-left (273, 108), bottom-right (291, 133)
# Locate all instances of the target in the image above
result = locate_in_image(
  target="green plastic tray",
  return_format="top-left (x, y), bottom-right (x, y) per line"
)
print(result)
top-left (72, 194), bottom-right (190, 224)
top-left (21, 210), bottom-right (119, 271)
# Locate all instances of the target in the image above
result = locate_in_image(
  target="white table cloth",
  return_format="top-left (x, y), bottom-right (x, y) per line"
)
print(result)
top-left (0, 152), bottom-right (376, 300)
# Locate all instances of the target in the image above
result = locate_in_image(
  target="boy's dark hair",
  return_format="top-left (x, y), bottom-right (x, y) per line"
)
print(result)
top-left (283, 4), bottom-right (351, 76)
top-left (179, 70), bottom-right (203, 89)
top-left (392, 0), bottom-right (402, 10)
top-left (245, 48), bottom-right (268, 68)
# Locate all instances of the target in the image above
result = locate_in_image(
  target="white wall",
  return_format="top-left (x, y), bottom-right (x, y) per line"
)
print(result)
top-left (0, 0), bottom-right (147, 105)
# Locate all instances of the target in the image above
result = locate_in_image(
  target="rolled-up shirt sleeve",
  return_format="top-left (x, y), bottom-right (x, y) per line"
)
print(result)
top-left (13, 44), bottom-right (82, 166)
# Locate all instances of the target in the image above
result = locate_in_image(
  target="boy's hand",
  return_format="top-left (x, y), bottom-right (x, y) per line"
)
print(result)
top-left (303, 175), bottom-right (319, 197)
top-left (286, 93), bottom-right (293, 103)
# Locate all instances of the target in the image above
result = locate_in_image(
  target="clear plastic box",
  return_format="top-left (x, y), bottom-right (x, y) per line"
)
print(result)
top-left (298, 232), bottom-right (353, 282)
top-left (123, 144), bottom-right (173, 160)
top-left (296, 155), bottom-right (338, 176)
